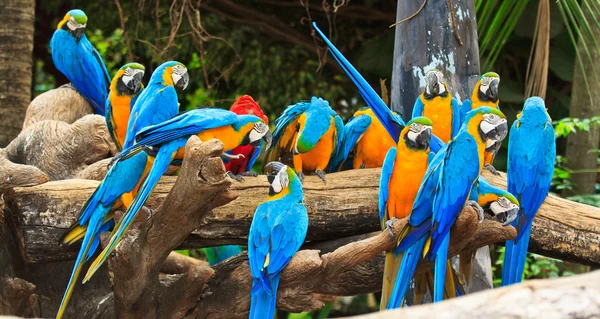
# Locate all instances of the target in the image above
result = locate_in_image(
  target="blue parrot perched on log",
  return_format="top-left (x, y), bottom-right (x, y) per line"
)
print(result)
top-left (83, 108), bottom-right (272, 281)
top-left (50, 9), bottom-right (111, 115)
top-left (56, 61), bottom-right (189, 319)
top-left (265, 96), bottom-right (343, 182)
top-left (391, 107), bottom-right (508, 305)
top-left (412, 70), bottom-right (461, 143)
top-left (329, 106), bottom-right (398, 172)
top-left (502, 96), bottom-right (555, 286)
top-left (248, 161), bottom-right (308, 319)
top-left (106, 63), bottom-right (145, 151)
top-left (203, 246), bottom-right (243, 266)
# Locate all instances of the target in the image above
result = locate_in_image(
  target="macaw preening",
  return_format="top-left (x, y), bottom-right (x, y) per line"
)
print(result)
top-left (50, 9), bottom-right (111, 115)
top-left (458, 176), bottom-right (520, 285)
top-left (265, 96), bottom-right (343, 182)
top-left (225, 95), bottom-right (269, 179)
top-left (502, 96), bottom-right (555, 286)
top-left (329, 106), bottom-right (397, 172)
top-left (248, 161), bottom-right (308, 319)
top-left (106, 63), bottom-right (145, 151)
top-left (412, 70), bottom-right (461, 143)
top-left (56, 61), bottom-right (189, 319)
top-left (461, 72), bottom-right (502, 174)
top-left (391, 107), bottom-right (508, 306)
top-left (377, 117), bottom-right (433, 309)
top-left (82, 108), bottom-right (273, 281)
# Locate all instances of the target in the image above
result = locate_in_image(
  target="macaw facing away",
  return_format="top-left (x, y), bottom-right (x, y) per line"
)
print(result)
top-left (458, 176), bottom-right (520, 285)
top-left (50, 9), bottom-right (111, 115)
top-left (392, 107), bottom-right (508, 306)
top-left (329, 106), bottom-right (397, 172)
top-left (225, 95), bottom-right (269, 179)
top-left (460, 72), bottom-right (502, 174)
top-left (412, 70), bottom-right (461, 143)
top-left (248, 161), bottom-right (308, 319)
top-left (56, 61), bottom-right (189, 319)
top-left (82, 108), bottom-right (273, 281)
top-left (265, 97), bottom-right (343, 182)
top-left (377, 117), bottom-right (433, 309)
top-left (106, 63), bottom-right (145, 150)
top-left (502, 96), bottom-right (555, 286)
top-left (203, 245), bottom-right (243, 266)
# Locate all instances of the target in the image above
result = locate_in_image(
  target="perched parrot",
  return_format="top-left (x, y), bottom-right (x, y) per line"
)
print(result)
top-left (458, 176), bottom-right (520, 285)
top-left (248, 161), bottom-right (308, 319)
top-left (203, 246), bottom-right (243, 266)
top-left (83, 108), bottom-right (273, 281)
top-left (265, 96), bottom-right (343, 182)
top-left (106, 63), bottom-right (145, 150)
top-left (224, 95), bottom-right (269, 180)
top-left (329, 106), bottom-right (397, 172)
top-left (56, 61), bottom-right (189, 319)
top-left (412, 69), bottom-right (461, 143)
top-left (392, 107), bottom-right (508, 305)
top-left (377, 116), bottom-right (433, 309)
top-left (502, 96), bottom-right (555, 286)
top-left (460, 72), bottom-right (502, 174)
top-left (50, 9), bottom-right (111, 115)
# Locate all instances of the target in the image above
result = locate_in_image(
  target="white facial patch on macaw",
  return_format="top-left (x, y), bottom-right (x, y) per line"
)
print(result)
top-left (122, 68), bottom-right (135, 86)
top-left (67, 18), bottom-right (86, 31)
top-left (271, 166), bottom-right (289, 194)
top-left (249, 122), bottom-right (269, 143)
top-left (480, 114), bottom-right (502, 134)
top-left (479, 77), bottom-right (492, 94)
top-left (171, 65), bottom-right (188, 89)
top-left (407, 123), bottom-right (426, 141)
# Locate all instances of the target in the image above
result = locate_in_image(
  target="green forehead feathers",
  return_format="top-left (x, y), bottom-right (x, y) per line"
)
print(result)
top-left (407, 116), bottom-right (433, 126)
top-left (479, 72), bottom-right (500, 81)
top-left (68, 9), bottom-right (88, 24)
top-left (120, 63), bottom-right (145, 71)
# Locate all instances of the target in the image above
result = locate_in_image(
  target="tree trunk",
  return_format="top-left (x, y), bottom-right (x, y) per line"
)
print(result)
top-left (0, 0), bottom-right (35, 147)
top-left (390, 0), bottom-right (479, 119)
top-left (565, 14), bottom-right (600, 196)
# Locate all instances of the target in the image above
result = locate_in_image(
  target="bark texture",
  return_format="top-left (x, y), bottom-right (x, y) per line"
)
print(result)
top-left (0, 0), bottom-right (35, 146)
top-left (22, 85), bottom-right (94, 128)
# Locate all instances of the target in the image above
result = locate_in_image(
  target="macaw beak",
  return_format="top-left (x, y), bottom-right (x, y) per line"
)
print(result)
top-left (495, 206), bottom-right (519, 226)
top-left (417, 127), bottom-right (432, 149)
top-left (264, 161), bottom-right (285, 177)
top-left (487, 79), bottom-right (499, 102)
top-left (482, 118), bottom-right (508, 142)
top-left (262, 131), bottom-right (272, 150)
top-left (73, 27), bottom-right (85, 41)
top-left (485, 138), bottom-right (502, 153)
top-left (132, 72), bottom-right (143, 93)
top-left (176, 72), bottom-right (189, 90)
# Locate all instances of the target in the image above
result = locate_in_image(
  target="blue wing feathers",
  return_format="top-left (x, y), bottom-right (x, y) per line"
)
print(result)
top-left (378, 147), bottom-right (396, 224)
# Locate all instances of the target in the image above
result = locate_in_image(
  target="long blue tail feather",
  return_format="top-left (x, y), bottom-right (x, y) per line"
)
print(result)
top-left (387, 235), bottom-right (427, 309)
top-left (433, 232), bottom-right (450, 303)
top-left (250, 274), bottom-right (280, 319)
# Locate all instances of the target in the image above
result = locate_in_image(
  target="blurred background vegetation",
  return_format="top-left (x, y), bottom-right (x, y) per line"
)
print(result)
top-left (30, 0), bottom-right (599, 316)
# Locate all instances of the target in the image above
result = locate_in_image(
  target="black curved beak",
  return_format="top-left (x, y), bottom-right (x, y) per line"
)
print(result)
top-left (73, 27), bottom-right (85, 41)
top-left (485, 139), bottom-right (502, 153)
top-left (427, 72), bottom-right (438, 95)
top-left (264, 161), bottom-right (285, 181)
top-left (417, 127), bottom-right (432, 149)
top-left (262, 131), bottom-right (273, 150)
top-left (487, 79), bottom-right (499, 102)
top-left (497, 207), bottom-right (519, 226)
top-left (132, 72), bottom-right (143, 93)
top-left (176, 72), bottom-right (189, 90)
top-left (491, 119), bottom-right (508, 141)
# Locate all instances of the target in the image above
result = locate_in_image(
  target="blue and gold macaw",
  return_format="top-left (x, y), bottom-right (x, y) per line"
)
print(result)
top-left (106, 63), bottom-right (145, 150)
top-left (203, 246), bottom-right (243, 266)
top-left (458, 176), bottom-right (520, 285)
top-left (50, 9), bottom-right (111, 115)
top-left (56, 61), bottom-right (189, 319)
top-left (329, 106), bottom-right (397, 172)
top-left (82, 108), bottom-right (272, 281)
top-left (392, 107), bottom-right (508, 305)
top-left (265, 96), bottom-right (343, 182)
top-left (502, 96), bottom-right (555, 286)
top-left (460, 72), bottom-right (502, 174)
top-left (248, 161), bottom-right (308, 319)
top-left (412, 70), bottom-right (461, 143)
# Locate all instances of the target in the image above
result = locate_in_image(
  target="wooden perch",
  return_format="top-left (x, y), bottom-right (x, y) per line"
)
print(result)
top-left (2, 115), bottom-right (116, 181)
top-left (5, 169), bottom-right (599, 266)
top-left (0, 156), bottom-right (47, 191)
top-left (348, 270), bottom-right (600, 319)
top-left (22, 85), bottom-right (93, 129)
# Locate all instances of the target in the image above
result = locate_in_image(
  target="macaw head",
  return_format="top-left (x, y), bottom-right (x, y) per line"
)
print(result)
top-left (58, 9), bottom-right (88, 41)
top-left (489, 193), bottom-right (519, 226)
top-left (294, 97), bottom-right (334, 154)
top-left (264, 161), bottom-right (302, 197)
top-left (230, 95), bottom-right (269, 124)
top-left (403, 117), bottom-right (432, 150)
top-left (152, 61), bottom-right (189, 90)
top-left (114, 63), bottom-right (145, 95)
top-left (424, 69), bottom-right (448, 98)
top-left (465, 107), bottom-right (508, 144)
top-left (517, 96), bottom-right (551, 124)
top-left (477, 72), bottom-right (500, 103)
top-left (238, 116), bottom-right (272, 149)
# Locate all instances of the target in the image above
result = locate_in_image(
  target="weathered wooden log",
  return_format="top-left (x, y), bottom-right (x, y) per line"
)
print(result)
top-left (348, 270), bottom-right (600, 319)
top-left (0, 277), bottom-right (39, 317)
top-left (22, 85), bottom-right (93, 129)
top-left (5, 169), bottom-right (599, 266)
top-left (0, 156), bottom-right (47, 191)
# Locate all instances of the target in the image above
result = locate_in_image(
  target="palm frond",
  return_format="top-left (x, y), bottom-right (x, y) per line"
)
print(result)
top-left (525, 0), bottom-right (550, 99)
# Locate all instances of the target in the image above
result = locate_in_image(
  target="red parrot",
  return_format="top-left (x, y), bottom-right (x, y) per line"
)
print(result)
top-left (224, 95), bottom-right (269, 176)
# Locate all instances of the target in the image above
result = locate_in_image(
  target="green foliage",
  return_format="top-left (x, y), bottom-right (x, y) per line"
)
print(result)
top-left (553, 115), bottom-right (600, 138)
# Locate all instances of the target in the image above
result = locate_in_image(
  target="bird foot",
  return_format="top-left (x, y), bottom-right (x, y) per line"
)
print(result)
top-left (360, 163), bottom-right (366, 169)
top-left (315, 169), bottom-right (326, 184)
top-left (484, 164), bottom-right (501, 176)
top-left (226, 171), bottom-right (245, 183)
top-left (221, 153), bottom-right (245, 160)
top-left (467, 200), bottom-right (485, 223)
top-left (385, 218), bottom-right (398, 237)
top-left (297, 172), bottom-right (305, 182)
top-left (240, 171), bottom-right (259, 177)
top-left (107, 152), bottom-right (122, 169)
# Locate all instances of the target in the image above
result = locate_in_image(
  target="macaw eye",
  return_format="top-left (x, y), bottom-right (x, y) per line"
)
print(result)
top-left (483, 113), bottom-right (501, 124)
top-left (410, 123), bottom-right (423, 133)
top-left (66, 18), bottom-right (85, 31)
top-left (497, 197), bottom-right (511, 208)
top-left (171, 65), bottom-right (187, 84)
top-left (435, 71), bottom-right (444, 81)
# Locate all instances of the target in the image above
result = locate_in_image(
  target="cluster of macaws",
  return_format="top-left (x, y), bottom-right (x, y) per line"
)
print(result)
top-left (49, 9), bottom-right (555, 319)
